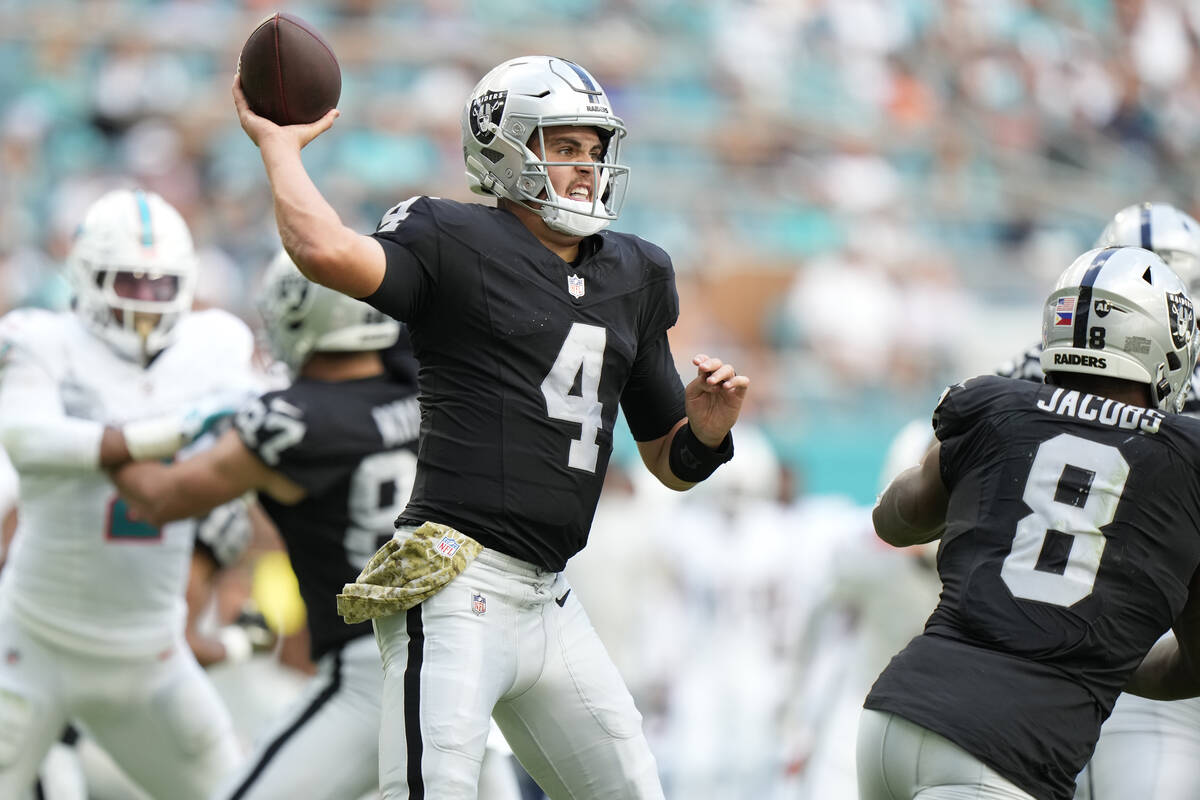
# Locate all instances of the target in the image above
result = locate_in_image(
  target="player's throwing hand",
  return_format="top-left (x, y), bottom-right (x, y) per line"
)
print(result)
top-left (232, 74), bottom-right (339, 152)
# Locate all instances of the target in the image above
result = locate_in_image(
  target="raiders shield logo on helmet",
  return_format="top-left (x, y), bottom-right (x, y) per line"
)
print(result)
top-left (469, 90), bottom-right (507, 145)
top-left (1167, 291), bottom-right (1195, 350)
top-left (278, 273), bottom-right (311, 320)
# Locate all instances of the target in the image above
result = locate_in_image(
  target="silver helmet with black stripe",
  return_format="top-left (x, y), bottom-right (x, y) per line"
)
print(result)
top-left (1095, 202), bottom-right (1200, 294)
top-left (461, 55), bottom-right (629, 237)
top-left (1041, 246), bottom-right (1198, 412)
top-left (257, 250), bottom-right (400, 375)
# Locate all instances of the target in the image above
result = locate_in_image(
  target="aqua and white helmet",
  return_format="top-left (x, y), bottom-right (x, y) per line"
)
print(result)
top-left (1095, 202), bottom-right (1200, 294)
top-left (257, 250), bottom-right (400, 375)
top-left (1042, 246), bottom-right (1198, 412)
top-left (461, 55), bottom-right (629, 237)
top-left (66, 188), bottom-right (197, 363)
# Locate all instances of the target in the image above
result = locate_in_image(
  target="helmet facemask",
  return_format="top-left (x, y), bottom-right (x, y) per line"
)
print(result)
top-left (510, 121), bottom-right (628, 237)
top-left (91, 267), bottom-right (192, 363)
top-left (462, 56), bottom-right (631, 237)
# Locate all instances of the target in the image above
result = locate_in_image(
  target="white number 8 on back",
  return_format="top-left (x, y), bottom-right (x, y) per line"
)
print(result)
top-left (1001, 433), bottom-right (1129, 607)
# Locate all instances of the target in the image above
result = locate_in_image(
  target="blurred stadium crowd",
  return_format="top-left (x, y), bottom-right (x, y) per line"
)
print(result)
top-left (1, 0), bottom-right (1200, 796)
top-left (3, 0), bottom-right (1200, 497)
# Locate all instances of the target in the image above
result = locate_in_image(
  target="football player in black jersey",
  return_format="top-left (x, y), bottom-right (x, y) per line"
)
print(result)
top-left (994, 201), bottom-right (1200, 800)
top-left (859, 246), bottom-right (1200, 800)
top-left (112, 252), bottom-right (522, 800)
top-left (234, 55), bottom-right (749, 798)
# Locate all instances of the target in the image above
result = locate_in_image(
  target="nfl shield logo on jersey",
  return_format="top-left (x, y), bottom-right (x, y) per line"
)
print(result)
top-left (472, 593), bottom-right (486, 616)
top-left (435, 535), bottom-right (461, 559)
top-left (567, 274), bottom-right (585, 299)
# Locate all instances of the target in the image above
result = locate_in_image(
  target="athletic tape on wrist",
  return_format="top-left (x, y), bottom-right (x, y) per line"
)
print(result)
top-left (123, 416), bottom-right (186, 462)
top-left (668, 424), bottom-right (734, 483)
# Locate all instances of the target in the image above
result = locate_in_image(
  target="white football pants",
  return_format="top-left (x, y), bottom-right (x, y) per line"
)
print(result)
top-left (374, 545), bottom-right (665, 800)
top-left (213, 633), bottom-right (521, 800)
top-left (1074, 693), bottom-right (1200, 800)
top-left (857, 708), bottom-right (1038, 800)
top-left (0, 602), bottom-right (239, 800)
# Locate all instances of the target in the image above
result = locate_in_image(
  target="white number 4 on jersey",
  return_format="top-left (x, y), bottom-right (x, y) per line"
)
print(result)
top-left (541, 323), bottom-right (606, 473)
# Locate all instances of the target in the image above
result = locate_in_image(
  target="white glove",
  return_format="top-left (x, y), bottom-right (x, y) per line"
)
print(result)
top-left (123, 389), bottom-right (257, 462)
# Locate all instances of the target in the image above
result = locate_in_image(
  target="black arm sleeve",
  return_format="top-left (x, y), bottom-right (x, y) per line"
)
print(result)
top-left (620, 332), bottom-right (687, 441)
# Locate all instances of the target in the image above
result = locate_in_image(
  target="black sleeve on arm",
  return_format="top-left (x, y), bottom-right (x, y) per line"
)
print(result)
top-left (361, 235), bottom-right (434, 322)
top-left (621, 332), bottom-right (687, 442)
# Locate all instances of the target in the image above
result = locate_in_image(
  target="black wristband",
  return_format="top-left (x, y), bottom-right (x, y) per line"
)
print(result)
top-left (668, 424), bottom-right (734, 483)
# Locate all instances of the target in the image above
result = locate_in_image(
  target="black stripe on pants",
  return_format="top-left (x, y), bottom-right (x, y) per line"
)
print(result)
top-left (405, 605), bottom-right (425, 799)
top-left (227, 647), bottom-right (345, 799)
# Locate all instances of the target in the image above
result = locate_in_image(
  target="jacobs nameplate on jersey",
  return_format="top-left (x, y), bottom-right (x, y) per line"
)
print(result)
top-left (1037, 387), bottom-right (1166, 433)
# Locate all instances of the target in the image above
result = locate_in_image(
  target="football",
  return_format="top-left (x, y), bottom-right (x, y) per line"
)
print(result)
top-left (238, 12), bottom-right (341, 126)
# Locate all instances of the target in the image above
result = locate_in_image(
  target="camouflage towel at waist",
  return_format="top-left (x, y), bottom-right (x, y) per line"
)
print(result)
top-left (337, 522), bottom-right (483, 624)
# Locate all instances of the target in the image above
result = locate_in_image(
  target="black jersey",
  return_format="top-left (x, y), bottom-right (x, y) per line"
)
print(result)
top-left (365, 197), bottom-right (686, 571)
top-left (865, 374), bottom-right (1200, 800)
top-left (997, 340), bottom-right (1200, 414)
top-left (234, 374), bottom-right (420, 659)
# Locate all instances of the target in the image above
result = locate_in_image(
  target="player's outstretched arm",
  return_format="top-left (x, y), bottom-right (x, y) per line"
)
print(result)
top-left (638, 354), bottom-right (749, 491)
top-left (112, 428), bottom-right (304, 526)
top-left (233, 75), bottom-right (386, 300)
top-left (872, 438), bottom-right (948, 547)
top-left (1126, 567), bottom-right (1200, 700)
top-left (0, 334), bottom-right (183, 470)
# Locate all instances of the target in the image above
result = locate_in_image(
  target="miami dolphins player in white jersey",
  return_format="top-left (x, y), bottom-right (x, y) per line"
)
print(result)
top-left (0, 188), bottom-right (255, 799)
top-left (997, 201), bottom-right (1200, 800)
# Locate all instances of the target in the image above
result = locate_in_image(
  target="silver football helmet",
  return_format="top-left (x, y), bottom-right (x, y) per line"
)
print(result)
top-left (66, 188), bottom-right (197, 363)
top-left (1095, 202), bottom-right (1200, 293)
top-left (1041, 246), bottom-right (1198, 412)
top-left (257, 249), bottom-right (400, 374)
top-left (461, 55), bottom-right (629, 237)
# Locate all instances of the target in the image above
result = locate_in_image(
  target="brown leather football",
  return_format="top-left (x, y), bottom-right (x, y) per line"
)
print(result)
top-left (238, 12), bottom-right (341, 126)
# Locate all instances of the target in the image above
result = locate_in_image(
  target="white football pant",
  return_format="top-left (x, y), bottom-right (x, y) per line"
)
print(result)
top-left (857, 709), bottom-right (1038, 800)
top-left (374, 546), bottom-right (664, 799)
top-left (212, 633), bottom-right (521, 800)
top-left (0, 603), bottom-right (239, 800)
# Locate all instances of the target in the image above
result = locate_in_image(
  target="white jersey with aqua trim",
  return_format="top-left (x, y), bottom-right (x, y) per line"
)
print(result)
top-left (0, 307), bottom-right (256, 657)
